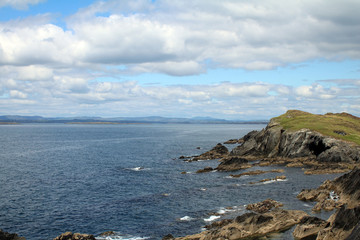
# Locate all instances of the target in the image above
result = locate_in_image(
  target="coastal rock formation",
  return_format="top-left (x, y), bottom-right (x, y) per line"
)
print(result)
top-left (215, 156), bottom-right (251, 171)
top-left (231, 122), bottom-right (360, 163)
top-left (53, 232), bottom-right (95, 240)
top-left (293, 216), bottom-right (329, 240)
top-left (191, 143), bottom-right (229, 161)
top-left (175, 209), bottom-right (308, 240)
top-left (316, 205), bottom-right (360, 240)
top-left (298, 168), bottom-right (360, 211)
top-left (0, 229), bottom-right (25, 240)
top-left (295, 168), bottom-right (360, 239)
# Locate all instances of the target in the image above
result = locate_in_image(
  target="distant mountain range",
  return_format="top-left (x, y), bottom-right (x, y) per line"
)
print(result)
top-left (0, 115), bottom-right (268, 124)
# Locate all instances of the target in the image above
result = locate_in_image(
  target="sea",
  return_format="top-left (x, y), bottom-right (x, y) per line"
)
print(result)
top-left (0, 123), bottom-right (342, 240)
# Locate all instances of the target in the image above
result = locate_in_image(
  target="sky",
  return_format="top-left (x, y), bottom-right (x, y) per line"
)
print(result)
top-left (0, 0), bottom-right (359, 120)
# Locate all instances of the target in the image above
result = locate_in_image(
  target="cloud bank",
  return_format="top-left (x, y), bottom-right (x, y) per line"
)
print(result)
top-left (0, 0), bottom-right (359, 118)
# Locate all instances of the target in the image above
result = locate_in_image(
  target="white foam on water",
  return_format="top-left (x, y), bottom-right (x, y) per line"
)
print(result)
top-left (126, 167), bottom-right (150, 172)
top-left (96, 233), bottom-right (150, 240)
top-left (204, 215), bottom-right (221, 222)
top-left (179, 216), bottom-right (194, 221)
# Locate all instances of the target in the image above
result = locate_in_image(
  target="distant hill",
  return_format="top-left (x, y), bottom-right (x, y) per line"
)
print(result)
top-left (0, 115), bottom-right (268, 124)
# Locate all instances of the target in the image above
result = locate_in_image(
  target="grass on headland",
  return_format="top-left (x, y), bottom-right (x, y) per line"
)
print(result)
top-left (272, 110), bottom-right (360, 145)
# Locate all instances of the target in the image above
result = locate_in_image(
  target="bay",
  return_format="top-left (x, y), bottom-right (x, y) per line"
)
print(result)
top-left (0, 124), bottom-right (340, 240)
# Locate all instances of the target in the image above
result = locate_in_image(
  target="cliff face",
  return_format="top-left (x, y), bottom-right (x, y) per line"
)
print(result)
top-left (231, 119), bottom-right (360, 163)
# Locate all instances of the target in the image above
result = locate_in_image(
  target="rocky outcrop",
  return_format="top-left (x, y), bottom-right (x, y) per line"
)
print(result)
top-left (295, 168), bottom-right (360, 239)
top-left (316, 205), bottom-right (360, 240)
top-left (298, 168), bottom-right (360, 211)
top-left (175, 208), bottom-right (308, 240)
top-left (0, 230), bottom-right (25, 240)
top-left (215, 156), bottom-right (251, 171)
top-left (191, 143), bottom-right (229, 161)
top-left (230, 120), bottom-right (360, 164)
top-left (293, 216), bottom-right (329, 240)
top-left (53, 232), bottom-right (95, 240)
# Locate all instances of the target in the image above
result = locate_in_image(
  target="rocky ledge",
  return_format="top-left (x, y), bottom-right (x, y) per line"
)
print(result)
top-left (172, 206), bottom-right (308, 240)
top-left (294, 168), bottom-right (360, 239)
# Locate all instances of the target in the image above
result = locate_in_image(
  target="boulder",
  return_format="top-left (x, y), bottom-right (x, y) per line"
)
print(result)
top-left (53, 232), bottom-right (95, 240)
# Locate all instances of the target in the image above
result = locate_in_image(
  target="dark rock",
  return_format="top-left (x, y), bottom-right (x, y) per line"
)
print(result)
top-left (334, 130), bottom-right (347, 136)
top-left (216, 156), bottom-right (251, 171)
top-left (192, 143), bottom-right (229, 161)
top-left (332, 205), bottom-right (360, 231)
top-left (162, 234), bottom-right (175, 240)
top-left (53, 232), bottom-right (95, 240)
top-left (242, 130), bottom-right (259, 141)
top-left (0, 229), bottom-right (25, 240)
top-left (317, 205), bottom-right (360, 239)
top-left (346, 222), bottom-right (360, 240)
top-left (196, 167), bottom-right (214, 173)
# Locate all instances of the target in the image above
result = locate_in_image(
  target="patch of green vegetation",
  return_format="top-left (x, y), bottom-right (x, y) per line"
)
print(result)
top-left (272, 110), bottom-right (360, 145)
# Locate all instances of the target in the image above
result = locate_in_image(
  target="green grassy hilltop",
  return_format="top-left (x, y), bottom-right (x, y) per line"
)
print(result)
top-left (272, 110), bottom-right (360, 145)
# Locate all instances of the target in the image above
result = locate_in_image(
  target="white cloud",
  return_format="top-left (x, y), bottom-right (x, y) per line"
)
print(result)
top-left (1, 0), bottom-right (360, 74)
top-left (0, 0), bottom-right (360, 118)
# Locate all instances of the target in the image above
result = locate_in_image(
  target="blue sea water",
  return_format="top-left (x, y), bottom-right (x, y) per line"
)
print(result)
top-left (0, 124), bottom-right (341, 240)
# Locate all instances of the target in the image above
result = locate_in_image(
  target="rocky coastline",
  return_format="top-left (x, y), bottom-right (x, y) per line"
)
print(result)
top-left (4, 110), bottom-right (360, 240)
top-left (169, 110), bottom-right (360, 240)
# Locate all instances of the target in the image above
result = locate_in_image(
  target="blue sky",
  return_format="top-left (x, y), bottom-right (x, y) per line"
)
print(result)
top-left (0, 0), bottom-right (359, 120)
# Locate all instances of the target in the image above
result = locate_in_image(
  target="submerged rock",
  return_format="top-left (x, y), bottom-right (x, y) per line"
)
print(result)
top-left (196, 167), bottom-right (214, 173)
top-left (53, 232), bottom-right (95, 240)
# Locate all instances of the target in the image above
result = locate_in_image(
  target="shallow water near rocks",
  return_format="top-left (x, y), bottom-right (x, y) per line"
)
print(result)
top-left (0, 124), bottom-right (341, 240)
